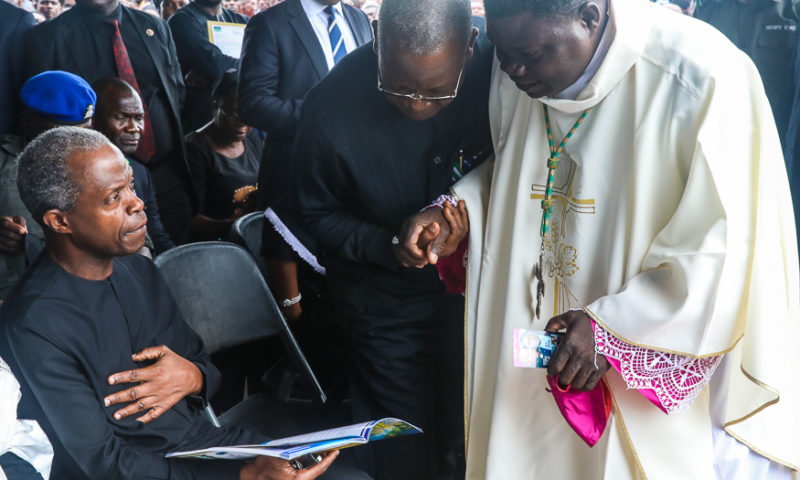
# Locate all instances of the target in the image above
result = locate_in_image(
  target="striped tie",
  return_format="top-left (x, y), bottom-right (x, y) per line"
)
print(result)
top-left (325, 6), bottom-right (346, 65)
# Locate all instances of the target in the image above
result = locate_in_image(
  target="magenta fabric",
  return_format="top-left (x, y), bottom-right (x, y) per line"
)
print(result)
top-left (603, 355), bottom-right (668, 414)
top-left (434, 237), bottom-right (468, 295)
top-left (546, 375), bottom-right (611, 447)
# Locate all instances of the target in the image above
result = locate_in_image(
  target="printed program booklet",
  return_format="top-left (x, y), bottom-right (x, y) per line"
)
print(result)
top-left (165, 418), bottom-right (422, 461)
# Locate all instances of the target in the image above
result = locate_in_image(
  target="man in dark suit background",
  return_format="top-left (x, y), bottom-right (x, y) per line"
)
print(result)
top-left (0, 2), bottom-right (35, 136)
top-left (22, 0), bottom-right (195, 244)
top-left (238, 0), bottom-right (372, 210)
top-left (168, 0), bottom-right (248, 132)
top-left (237, 0), bottom-right (371, 342)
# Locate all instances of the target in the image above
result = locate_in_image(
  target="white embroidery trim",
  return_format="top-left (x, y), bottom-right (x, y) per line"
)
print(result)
top-left (264, 208), bottom-right (326, 275)
top-left (592, 321), bottom-right (722, 414)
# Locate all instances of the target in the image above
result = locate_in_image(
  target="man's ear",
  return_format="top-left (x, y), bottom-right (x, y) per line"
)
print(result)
top-left (466, 26), bottom-right (479, 61)
top-left (371, 19), bottom-right (378, 54)
top-left (43, 209), bottom-right (72, 235)
top-left (578, 1), bottom-right (604, 35)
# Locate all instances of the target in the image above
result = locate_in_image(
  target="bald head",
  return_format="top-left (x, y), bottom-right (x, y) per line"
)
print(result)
top-left (92, 78), bottom-right (145, 156)
top-left (93, 77), bottom-right (140, 111)
top-left (376, 0), bottom-right (472, 57)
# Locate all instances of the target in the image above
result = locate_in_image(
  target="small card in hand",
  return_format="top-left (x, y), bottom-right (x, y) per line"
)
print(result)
top-left (512, 329), bottom-right (563, 368)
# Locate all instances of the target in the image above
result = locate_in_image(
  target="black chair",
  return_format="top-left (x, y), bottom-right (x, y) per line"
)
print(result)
top-left (229, 211), bottom-right (265, 268)
top-left (153, 242), bottom-right (327, 426)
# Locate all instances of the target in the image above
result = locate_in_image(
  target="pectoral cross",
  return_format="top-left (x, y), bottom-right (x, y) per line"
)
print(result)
top-left (533, 248), bottom-right (546, 320)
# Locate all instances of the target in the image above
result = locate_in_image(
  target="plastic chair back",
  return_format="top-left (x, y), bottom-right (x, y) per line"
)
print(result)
top-left (154, 242), bottom-right (326, 403)
top-left (230, 211), bottom-right (264, 263)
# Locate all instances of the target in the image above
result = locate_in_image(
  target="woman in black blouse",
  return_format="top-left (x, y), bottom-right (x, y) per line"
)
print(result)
top-left (185, 70), bottom-right (263, 241)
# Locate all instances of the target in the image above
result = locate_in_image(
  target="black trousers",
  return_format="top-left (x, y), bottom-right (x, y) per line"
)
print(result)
top-left (344, 291), bottom-right (465, 480)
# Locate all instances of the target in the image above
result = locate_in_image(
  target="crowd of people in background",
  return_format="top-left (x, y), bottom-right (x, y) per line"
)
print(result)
top-left (6, 0), bottom-right (385, 22)
top-left (0, 0), bottom-right (799, 478)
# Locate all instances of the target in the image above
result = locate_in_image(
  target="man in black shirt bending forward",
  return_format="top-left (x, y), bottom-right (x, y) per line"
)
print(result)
top-left (287, 0), bottom-right (494, 478)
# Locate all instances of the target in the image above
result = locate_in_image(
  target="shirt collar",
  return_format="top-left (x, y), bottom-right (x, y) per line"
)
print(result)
top-left (299, 0), bottom-right (343, 20)
top-left (75, 1), bottom-right (123, 23)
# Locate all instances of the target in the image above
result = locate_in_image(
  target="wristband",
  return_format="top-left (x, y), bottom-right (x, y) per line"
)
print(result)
top-left (280, 293), bottom-right (302, 308)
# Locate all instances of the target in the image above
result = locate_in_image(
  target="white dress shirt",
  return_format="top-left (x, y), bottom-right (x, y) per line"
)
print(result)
top-left (0, 358), bottom-right (52, 480)
top-left (299, 0), bottom-right (359, 71)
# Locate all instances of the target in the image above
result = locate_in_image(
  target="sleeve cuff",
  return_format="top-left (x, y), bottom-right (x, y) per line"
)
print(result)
top-left (364, 229), bottom-right (401, 271)
top-left (189, 362), bottom-right (215, 406)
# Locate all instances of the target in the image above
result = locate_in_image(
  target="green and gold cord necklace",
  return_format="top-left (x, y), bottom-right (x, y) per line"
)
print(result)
top-left (533, 104), bottom-right (592, 320)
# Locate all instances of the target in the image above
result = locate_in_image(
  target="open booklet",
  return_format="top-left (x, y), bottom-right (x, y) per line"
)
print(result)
top-left (165, 418), bottom-right (422, 461)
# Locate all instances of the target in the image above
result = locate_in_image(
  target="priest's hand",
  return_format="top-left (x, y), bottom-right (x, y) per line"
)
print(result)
top-left (545, 310), bottom-right (610, 392)
top-left (395, 200), bottom-right (469, 267)
top-left (0, 216), bottom-right (27, 255)
top-left (104, 345), bottom-right (203, 423)
top-left (240, 451), bottom-right (338, 480)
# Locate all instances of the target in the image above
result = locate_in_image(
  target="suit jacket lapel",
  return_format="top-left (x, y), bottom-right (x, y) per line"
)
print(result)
top-left (58, 9), bottom-right (95, 76)
top-left (121, 8), bottom-right (181, 120)
top-left (286, 0), bottom-right (328, 79)
top-left (342, 5), bottom-right (368, 46)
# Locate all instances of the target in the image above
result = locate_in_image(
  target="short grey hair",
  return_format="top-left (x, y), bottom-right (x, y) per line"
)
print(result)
top-left (17, 126), bottom-right (111, 228)
top-left (377, 0), bottom-right (472, 56)
top-left (484, 0), bottom-right (585, 17)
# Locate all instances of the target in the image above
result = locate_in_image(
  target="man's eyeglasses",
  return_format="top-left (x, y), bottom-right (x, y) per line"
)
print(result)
top-left (377, 59), bottom-right (465, 102)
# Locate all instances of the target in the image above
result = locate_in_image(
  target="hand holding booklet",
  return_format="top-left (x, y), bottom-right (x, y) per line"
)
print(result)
top-left (166, 418), bottom-right (421, 461)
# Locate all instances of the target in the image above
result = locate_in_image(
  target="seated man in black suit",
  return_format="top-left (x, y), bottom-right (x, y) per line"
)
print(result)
top-left (0, 126), bottom-right (361, 480)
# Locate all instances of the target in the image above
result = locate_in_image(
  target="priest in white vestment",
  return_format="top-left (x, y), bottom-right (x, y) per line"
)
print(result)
top-left (402, 0), bottom-right (800, 478)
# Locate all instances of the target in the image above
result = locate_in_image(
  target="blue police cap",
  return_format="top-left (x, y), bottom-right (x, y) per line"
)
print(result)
top-left (20, 71), bottom-right (97, 125)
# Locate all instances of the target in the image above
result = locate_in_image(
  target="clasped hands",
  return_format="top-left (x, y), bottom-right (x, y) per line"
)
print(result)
top-left (392, 203), bottom-right (609, 391)
top-left (393, 200), bottom-right (469, 268)
top-left (104, 345), bottom-right (203, 423)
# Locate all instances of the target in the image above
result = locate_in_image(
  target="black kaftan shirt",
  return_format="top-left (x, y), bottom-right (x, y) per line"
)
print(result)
top-left (0, 253), bottom-right (262, 479)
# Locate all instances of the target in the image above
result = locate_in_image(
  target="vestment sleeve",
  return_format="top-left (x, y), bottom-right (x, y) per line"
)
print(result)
top-left (5, 319), bottom-right (237, 480)
top-left (584, 136), bottom-right (743, 355)
top-left (591, 320), bottom-right (722, 414)
top-left (290, 110), bottom-right (399, 271)
top-left (238, 15), bottom-right (302, 136)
